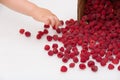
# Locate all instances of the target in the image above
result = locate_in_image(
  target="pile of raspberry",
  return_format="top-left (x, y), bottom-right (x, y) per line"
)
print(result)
top-left (19, 0), bottom-right (120, 72)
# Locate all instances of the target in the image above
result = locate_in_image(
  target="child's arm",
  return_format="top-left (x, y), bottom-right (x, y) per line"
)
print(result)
top-left (0, 0), bottom-right (60, 28)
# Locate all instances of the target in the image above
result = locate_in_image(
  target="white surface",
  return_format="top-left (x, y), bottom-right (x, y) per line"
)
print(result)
top-left (0, 0), bottom-right (119, 80)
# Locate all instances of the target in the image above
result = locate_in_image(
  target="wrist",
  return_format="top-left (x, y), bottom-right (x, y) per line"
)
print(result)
top-left (26, 3), bottom-right (38, 17)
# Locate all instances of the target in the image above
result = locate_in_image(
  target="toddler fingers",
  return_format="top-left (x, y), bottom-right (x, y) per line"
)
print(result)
top-left (49, 16), bottom-right (56, 27)
top-left (43, 18), bottom-right (51, 25)
top-left (54, 16), bottom-right (61, 28)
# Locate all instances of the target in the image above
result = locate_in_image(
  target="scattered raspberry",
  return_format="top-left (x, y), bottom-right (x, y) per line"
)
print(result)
top-left (69, 63), bottom-right (75, 68)
top-left (72, 56), bottom-right (79, 63)
top-left (43, 29), bottom-right (49, 34)
top-left (60, 20), bottom-right (64, 26)
top-left (57, 52), bottom-right (64, 58)
top-left (87, 60), bottom-right (95, 67)
top-left (59, 47), bottom-right (64, 52)
top-left (79, 64), bottom-right (86, 70)
top-left (44, 45), bottom-right (50, 51)
top-left (91, 65), bottom-right (98, 72)
top-left (52, 43), bottom-right (58, 48)
top-left (60, 66), bottom-right (68, 72)
top-left (53, 35), bottom-right (58, 41)
top-left (48, 50), bottom-right (54, 56)
top-left (19, 28), bottom-right (25, 34)
top-left (44, 24), bottom-right (50, 28)
top-left (25, 31), bottom-right (31, 37)
top-left (46, 35), bottom-right (52, 41)
top-left (108, 64), bottom-right (114, 70)
top-left (118, 65), bottom-right (120, 71)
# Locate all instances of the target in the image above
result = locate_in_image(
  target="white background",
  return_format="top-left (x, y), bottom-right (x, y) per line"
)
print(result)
top-left (0, 0), bottom-right (119, 80)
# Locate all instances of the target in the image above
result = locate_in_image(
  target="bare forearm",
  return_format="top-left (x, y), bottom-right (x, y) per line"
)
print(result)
top-left (0, 0), bottom-right (37, 16)
top-left (0, 0), bottom-right (60, 27)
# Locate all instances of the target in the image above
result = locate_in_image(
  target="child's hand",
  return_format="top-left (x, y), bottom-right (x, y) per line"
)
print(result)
top-left (32, 7), bottom-right (60, 28)
top-left (0, 0), bottom-right (60, 28)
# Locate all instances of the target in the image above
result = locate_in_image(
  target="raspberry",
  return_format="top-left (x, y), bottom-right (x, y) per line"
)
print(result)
top-left (69, 53), bottom-right (75, 58)
top-left (79, 64), bottom-right (86, 70)
top-left (46, 35), bottom-right (52, 41)
top-left (56, 28), bottom-right (61, 33)
top-left (87, 60), bottom-right (95, 67)
top-left (100, 61), bottom-right (107, 67)
top-left (36, 34), bottom-right (41, 39)
top-left (59, 47), bottom-right (64, 52)
top-left (116, 53), bottom-right (120, 59)
top-left (95, 56), bottom-right (102, 62)
top-left (62, 57), bottom-right (69, 63)
top-left (52, 43), bottom-right (58, 48)
top-left (72, 56), bottom-right (79, 63)
top-left (38, 31), bottom-right (44, 36)
top-left (91, 65), bottom-right (98, 72)
top-left (60, 20), bottom-right (64, 26)
top-left (60, 66), bottom-right (67, 72)
top-left (44, 24), bottom-right (50, 28)
top-left (25, 31), bottom-right (31, 37)
top-left (48, 50), bottom-right (54, 56)
top-left (44, 45), bottom-right (50, 51)
top-left (78, 39), bottom-right (83, 45)
top-left (118, 65), bottom-right (120, 71)
top-left (112, 58), bottom-right (119, 64)
top-left (52, 25), bottom-right (56, 30)
top-left (53, 35), bottom-right (58, 41)
top-left (108, 64), bottom-right (114, 70)
top-left (100, 58), bottom-right (108, 66)
top-left (69, 63), bottom-right (75, 68)
top-left (80, 57), bottom-right (87, 63)
top-left (43, 29), bottom-right (48, 34)
top-left (53, 48), bottom-right (58, 54)
top-left (57, 52), bottom-right (63, 58)
top-left (19, 28), bottom-right (25, 34)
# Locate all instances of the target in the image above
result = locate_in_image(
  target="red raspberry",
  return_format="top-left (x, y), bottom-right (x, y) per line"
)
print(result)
top-left (60, 66), bottom-right (67, 72)
top-left (53, 35), bottom-right (58, 41)
top-left (108, 64), bottom-right (114, 70)
top-left (57, 52), bottom-right (64, 58)
top-left (25, 31), bottom-right (31, 37)
top-left (44, 45), bottom-right (50, 51)
top-left (56, 28), bottom-right (61, 33)
top-left (52, 43), bottom-right (58, 48)
top-left (59, 47), bottom-right (64, 52)
top-left (72, 56), bottom-right (79, 63)
top-left (53, 48), bottom-right (58, 54)
top-left (19, 28), bottom-right (25, 34)
top-left (87, 60), bottom-right (95, 67)
top-left (118, 65), bottom-right (120, 71)
top-left (100, 58), bottom-right (108, 66)
top-left (79, 64), bottom-right (86, 70)
top-left (112, 58), bottom-right (119, 64)
top-left (62, 57), bottom-right (69, 63)
top-left (48, 50), bottom-right (54, 56)
top-left (91, 65), bottom-right (98, 72)
top-left (60, 20), bottom-right (64, 26)
top-left (69, 63), bottom-right (75, 68)
top-left (80, 57), bottom-right (87, 63)
top-left (38, 31), bottom-right (44, 36)
top-left (46, 35), bottom-right (52, 41)
top-left (69, 53), bottom-right (75, 58)
top-left (36, 34), bottom-right (41, 39)
top-left (43, 29), bottom-right (49, 34)
top-left (52, 25), bottom-right (56, 30)
top-left (44, 24), bottom-right (50, 28)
